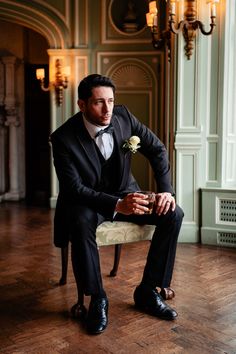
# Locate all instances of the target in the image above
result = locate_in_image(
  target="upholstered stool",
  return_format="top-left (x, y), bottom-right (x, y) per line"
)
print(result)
top-left (59, 221), bottom-right (155, 285)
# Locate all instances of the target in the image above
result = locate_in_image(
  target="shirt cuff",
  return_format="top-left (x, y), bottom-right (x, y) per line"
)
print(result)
top-left (113, 199), bottom-right (122, 219)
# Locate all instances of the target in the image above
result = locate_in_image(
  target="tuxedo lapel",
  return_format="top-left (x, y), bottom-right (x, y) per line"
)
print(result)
top-left (111, 115), bottom-right (131, 189)
top-left (73, 114), bottom-right (101, 179)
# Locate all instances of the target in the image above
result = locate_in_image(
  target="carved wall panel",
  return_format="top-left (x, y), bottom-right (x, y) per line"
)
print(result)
top-left (97, 51), bottom-right (163, 191)
top-left (101, 0), bottom-right (150, 44)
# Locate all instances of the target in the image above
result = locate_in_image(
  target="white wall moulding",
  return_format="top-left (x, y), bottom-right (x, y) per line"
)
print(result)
top-left (178, 224), bottom-right (199, 243)
top-left (206, 140), bottom-right (219, 183)
top-left (224, 140), bottom-right (236, 185)
top-left (218, 0), bottom-right (236, 188)
top-left (176, 50), bottom-right (199, 131)
top-left (180, 153), bottom-right (195, 221)
top-left (74, 56), bottom-right (89, 113)
top-left (174, 134), bottom-right (202, 149)
top-left (74, 0), bottom-right (88, 47)
top-left (175, 149), bottom-right (200, 243)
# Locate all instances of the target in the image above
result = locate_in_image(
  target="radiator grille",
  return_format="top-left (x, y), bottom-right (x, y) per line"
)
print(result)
top-left (217, 232), bottom-right (236, 247)
top-left (219, 199), bottom-right (236, 223)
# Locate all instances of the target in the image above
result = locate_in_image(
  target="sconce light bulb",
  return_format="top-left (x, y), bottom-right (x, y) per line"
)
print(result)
top-left (206, 0), bottom-right (219, 17)
top-left (146, 2), bottom-right (158, 27)
top-left (149, 1), bottom-right (157, 15)
top-left (63, 66), bottom-right (71, 78)
top-left (36, 68), bottom-right (45, 80)
top-left (146, 13), bottom-right (154, 27)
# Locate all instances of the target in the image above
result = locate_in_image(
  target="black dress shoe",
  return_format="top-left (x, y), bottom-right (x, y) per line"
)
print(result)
top-left (71, 303), bottom-right (87, 320)
top-left (134, 284), bottom-right (178, 320)
top-left (86, 297), bottom-right (108, 334)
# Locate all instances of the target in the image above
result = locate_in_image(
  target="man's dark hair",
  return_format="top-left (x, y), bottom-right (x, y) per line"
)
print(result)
top-left (78, 74), bottom-right (116, 100)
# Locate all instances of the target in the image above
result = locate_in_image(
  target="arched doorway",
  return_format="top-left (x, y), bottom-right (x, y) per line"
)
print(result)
top-left (0, 19), bottom-right (50, 205)
top-left (0, 1), bottom-right (70, 205)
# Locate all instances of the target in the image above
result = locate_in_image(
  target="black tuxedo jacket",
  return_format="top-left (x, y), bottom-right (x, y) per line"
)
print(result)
top-left (50, 105), bottom-right (174, 247)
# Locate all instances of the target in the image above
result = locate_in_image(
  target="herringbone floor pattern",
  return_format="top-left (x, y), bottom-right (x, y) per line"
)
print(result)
top-left (0, 202), bottom-right (236, 354)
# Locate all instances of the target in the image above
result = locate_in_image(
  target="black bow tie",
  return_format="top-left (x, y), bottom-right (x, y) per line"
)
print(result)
top-left (95, 125), bottom-right (114, 138)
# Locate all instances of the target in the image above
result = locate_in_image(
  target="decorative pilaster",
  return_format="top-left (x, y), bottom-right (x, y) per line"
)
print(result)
top-left (2, 56), bottom-right (21, 201)
top-left (174, 0), bottom-right (211, 243)
top-left (0, 60), bottom-right (6, 201)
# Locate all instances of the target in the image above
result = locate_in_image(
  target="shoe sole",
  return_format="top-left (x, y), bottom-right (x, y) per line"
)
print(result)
top-left (87, 324), bottom-right (108, 335)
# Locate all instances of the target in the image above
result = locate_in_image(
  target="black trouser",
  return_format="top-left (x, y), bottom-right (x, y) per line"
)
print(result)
top-left (70, 205), bottom-right (184, 296)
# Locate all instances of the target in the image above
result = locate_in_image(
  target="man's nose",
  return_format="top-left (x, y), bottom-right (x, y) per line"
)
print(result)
top-left (102, 102), bottom-right (109, 112)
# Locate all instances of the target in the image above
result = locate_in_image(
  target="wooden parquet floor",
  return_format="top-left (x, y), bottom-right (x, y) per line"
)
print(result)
top-left (0, 202), bottom-right (236, 354)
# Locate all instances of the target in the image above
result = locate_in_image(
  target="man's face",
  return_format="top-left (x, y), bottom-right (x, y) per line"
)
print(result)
top-left (78, 86), bottom-right (114, 126)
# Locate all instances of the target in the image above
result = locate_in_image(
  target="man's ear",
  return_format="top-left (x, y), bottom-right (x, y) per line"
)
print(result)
top-left (78, 99), bottom-right (85, 112)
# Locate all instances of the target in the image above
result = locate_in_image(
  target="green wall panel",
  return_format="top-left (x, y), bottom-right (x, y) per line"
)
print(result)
top-left (116, 92), bottom-right (150, 190)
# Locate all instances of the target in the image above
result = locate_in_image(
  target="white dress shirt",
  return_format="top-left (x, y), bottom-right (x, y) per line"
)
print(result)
top-left (82, 115), bottom-right (114, 160)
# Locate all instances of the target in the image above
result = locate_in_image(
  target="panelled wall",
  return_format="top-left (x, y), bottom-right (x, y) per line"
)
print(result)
top-left (175, 0), bottom-right (236, 244)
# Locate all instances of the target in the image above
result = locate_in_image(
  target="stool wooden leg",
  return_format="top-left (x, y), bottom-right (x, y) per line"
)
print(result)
top-left (59, 246), bottom-right (68, 285)
top-left (77, 287), bottom-right (84, 305)
top-left (110, 244), bottom-right (122, 277)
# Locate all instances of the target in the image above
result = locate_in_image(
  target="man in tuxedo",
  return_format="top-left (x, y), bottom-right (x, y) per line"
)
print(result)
top-left (50, 74), bottom-right (184, 335)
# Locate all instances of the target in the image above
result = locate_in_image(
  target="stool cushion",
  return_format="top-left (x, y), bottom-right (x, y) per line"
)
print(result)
top-left (96, 221), bottom-right (155, 246)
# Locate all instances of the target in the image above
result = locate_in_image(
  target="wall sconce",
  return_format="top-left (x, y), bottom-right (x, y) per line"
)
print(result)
top-left (146, 1), bottom-right (171, 52)
top-left (146, 0), bottom-right (220, 59)
top-left (36, 59), bottom-right (70, 106)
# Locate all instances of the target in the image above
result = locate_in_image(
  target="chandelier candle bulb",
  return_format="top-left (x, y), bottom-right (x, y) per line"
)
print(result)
top-left (169, 3), bottom-right (176, 15)
top-left (207, 0), bottom-right (220, 17)
top-left (211, 4), bottom-right (216, 17)
top-left (169, 0), bottom-right (177, 15)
